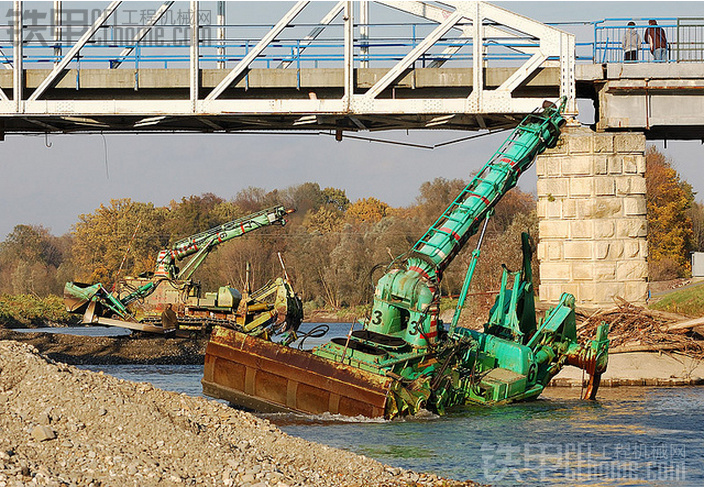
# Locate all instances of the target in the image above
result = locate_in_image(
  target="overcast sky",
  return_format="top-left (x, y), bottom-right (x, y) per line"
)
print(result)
top-left (1, 1), bottom-right (703, 239)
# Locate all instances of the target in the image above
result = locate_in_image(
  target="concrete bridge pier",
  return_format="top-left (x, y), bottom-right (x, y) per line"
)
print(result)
top-left (536, 128), bottom-right (648, 308)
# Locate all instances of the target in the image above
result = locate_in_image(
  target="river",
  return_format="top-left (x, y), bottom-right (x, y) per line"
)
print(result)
top-left (17, 324), bottom-right (704, 486)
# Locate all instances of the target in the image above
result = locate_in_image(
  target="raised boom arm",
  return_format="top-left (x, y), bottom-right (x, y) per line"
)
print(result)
top-left (155, 206), bottom-right (293, 280)
top-left (65, 206), bottom-right (294, 323)
top-left (368, 100), bottom-right (567, 348)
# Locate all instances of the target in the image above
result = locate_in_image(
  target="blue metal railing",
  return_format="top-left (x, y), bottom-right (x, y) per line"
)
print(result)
top-left (0, 17), bottom-right (701, 72)
top-left (593, 18), bottom-right (704, 63)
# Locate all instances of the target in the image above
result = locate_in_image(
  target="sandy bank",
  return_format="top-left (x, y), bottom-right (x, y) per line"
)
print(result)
top-left (551, 350), bottom-right (704, 387)
top-left (0, 340), bottom-right (481, 487)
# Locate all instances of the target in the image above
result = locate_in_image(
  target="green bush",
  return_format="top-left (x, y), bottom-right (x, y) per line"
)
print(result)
top-left (0, 294), bottom-right (80, 328)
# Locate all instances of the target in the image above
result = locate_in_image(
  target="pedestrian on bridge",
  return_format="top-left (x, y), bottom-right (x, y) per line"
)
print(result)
top-left (623, 22), bottom-right (640, 62)
top-left (645, 19), bottom-right (668, 61)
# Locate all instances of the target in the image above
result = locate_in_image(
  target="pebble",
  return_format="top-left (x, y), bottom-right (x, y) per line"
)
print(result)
top-left (0, 339), bottom-right (481, 487)
top-left (30, 426), bottom-right (55, 442)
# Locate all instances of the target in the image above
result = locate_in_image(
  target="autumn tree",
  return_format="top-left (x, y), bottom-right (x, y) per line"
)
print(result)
top-left (232, 187), bottom-right (270, 213)
top-left (322, 187), bottom-right (351, 212)
top-left (304, 207), bottom-right (346, 234)
top-left (687, 201), bottom-right (704, 253)
top-left (71, 198), bottom-right (168, 285)
top-left (414, 177), bottom-right (467, 227)
top-left (645, 146), bottom-right (695, 279)
top-left (287, 228), bottom-right (340, 305)
top-left (280, 182), bottom-right (325, 214)
top-left (0, 224), bottom-right (67, 295)
top-left (164, 193), bottom-right (242, 242)
top-left (346, 197), bottom-right (390, 224)
top-left (1, 224), bottom-right (63, 268)
top-left (302, 187), bottom-right (351, 234)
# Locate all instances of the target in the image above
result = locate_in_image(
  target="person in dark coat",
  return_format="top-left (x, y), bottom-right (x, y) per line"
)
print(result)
top-left (645, 20), bottom-right (668, 61)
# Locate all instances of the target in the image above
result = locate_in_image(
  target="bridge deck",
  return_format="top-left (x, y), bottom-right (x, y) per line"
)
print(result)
top-left (0, 63), bottom-right (700, 139)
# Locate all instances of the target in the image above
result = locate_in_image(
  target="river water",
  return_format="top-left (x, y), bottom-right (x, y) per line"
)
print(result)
top-left (17, 324), bottom-right (704, 486)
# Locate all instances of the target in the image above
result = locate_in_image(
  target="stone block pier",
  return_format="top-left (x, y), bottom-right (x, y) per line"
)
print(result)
top-left (536, 128), bottom-right (648, 308)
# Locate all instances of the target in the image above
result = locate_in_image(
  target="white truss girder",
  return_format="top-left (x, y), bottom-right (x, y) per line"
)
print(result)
top-left (205, 1), bottom-right (310, 101)
top-left (28, 1), bottom-right (121, 103)
top-left (2, 1), bottom-right (578, 132)
top-left (110, 1), bottom-right (174, 69)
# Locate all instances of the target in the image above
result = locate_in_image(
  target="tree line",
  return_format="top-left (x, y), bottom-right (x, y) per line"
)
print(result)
top-left (0, 147), bottom-right (701, 312)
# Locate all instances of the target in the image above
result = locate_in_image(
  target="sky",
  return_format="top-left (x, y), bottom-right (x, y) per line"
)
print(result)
top-left (1, 1), bottom-right (703, 239)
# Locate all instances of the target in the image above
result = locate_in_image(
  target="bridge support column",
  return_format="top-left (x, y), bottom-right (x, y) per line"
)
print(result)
top-left (536, 127), bottom-right (648, 308)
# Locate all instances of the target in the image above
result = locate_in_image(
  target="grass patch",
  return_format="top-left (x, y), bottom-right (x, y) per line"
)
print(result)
top-left (649, 283), bottom-right (704, 318)
top-left (0, 294), bottom-right (80, 328)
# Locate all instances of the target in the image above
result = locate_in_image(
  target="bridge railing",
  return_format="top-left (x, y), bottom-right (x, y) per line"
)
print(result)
top-left (592, 17), bottom-right (704, 63)
top-left (0, 17), bottom-right (701, 72)
top-left (0, 20), bottom-right (552, 70)
top-left (0, 23), bottom-right (552, 69)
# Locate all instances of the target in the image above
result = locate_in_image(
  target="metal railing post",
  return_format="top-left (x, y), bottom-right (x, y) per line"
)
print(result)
top-left (343, 1), bottom-right (353, 110)
top-left (13, 0), bottom-right (22, 111)
top-left (360, 0), bottom-right (369, 68)
top-left (189, 0), bottom-right (199, 111)
top-left (53, 0), bottom-right (62, 65)
top-left (217, 0), bottom-right (225, 69)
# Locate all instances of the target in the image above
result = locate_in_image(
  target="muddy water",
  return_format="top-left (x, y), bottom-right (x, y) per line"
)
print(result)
top-left (75, 323), bottom-right (704, 486)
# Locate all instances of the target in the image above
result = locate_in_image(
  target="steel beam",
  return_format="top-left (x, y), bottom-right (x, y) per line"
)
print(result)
top-left (360, 1), bottom-right (370, 68)
top-left (469, 1), bottom-right (482, 111)
top-left (378, 1), bottom-right (537, 68)
top-left (217, 1), bottom-right (226, 69)
top-left (110, 1), bottom-right (174, 69)
top-left (497, 51), bottom-right (548, 94)
top-left (28, 1), bottom-right (121, 102)
top-left (277, 1), bottom-right (344, 69)
top-left (363, 10), bottom-right (463, 100)
top-left (205, 1), bottom-right (309, 101)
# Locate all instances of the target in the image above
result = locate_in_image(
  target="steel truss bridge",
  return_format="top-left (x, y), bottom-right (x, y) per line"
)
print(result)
top-left (0, 1), bottom-right (701, 138)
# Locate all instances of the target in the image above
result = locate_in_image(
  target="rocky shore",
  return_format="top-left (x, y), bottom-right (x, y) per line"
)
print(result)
top-left (0, 340), bottom-right (482, 487)
top-left (0, 329), bottom-right (206, 365)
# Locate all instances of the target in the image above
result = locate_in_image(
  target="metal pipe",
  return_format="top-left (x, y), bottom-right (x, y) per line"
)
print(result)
top-left (449, 215), bottom-right (491, 337)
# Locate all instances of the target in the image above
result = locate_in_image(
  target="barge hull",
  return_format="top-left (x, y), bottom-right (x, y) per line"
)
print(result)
top-left (202, 327), bottom-right (393, 418)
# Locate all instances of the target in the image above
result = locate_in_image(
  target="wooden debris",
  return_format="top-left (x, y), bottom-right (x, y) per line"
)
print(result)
top-left (576, 297), bottom-right (704, 358)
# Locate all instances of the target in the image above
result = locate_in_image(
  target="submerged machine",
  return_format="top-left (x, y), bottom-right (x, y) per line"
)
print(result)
top-left (64, 206), bottom-right (303, 337)
top-left (202, 99), bottom-right (610, 418)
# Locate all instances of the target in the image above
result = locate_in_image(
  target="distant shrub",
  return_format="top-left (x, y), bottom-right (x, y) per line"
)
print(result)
top-left (649, 257), bottom-right (689, 281)
top-left (0, 294), bottom-right (80, 328)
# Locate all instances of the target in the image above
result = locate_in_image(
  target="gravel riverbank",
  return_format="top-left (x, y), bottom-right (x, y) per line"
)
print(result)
top-left (0, 330), bottom-right (206, 365)
top-left (0, 341), bottom-right (481, 487)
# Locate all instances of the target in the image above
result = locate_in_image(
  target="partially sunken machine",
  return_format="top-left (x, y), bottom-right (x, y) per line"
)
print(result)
top-left (202, 99), bottom-right (610, 419)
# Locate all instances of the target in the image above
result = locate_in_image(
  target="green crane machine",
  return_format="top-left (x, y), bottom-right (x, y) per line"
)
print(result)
top-left (64, 206), bottom-right (302, 337)
top-left (202, 99), bottom-right (609, 418)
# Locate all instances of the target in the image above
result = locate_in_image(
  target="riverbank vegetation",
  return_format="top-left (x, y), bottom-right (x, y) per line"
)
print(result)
top-left (0, 147), bottom-right (701, 323)
top-left (649, 282), bottom-right (704, 318)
